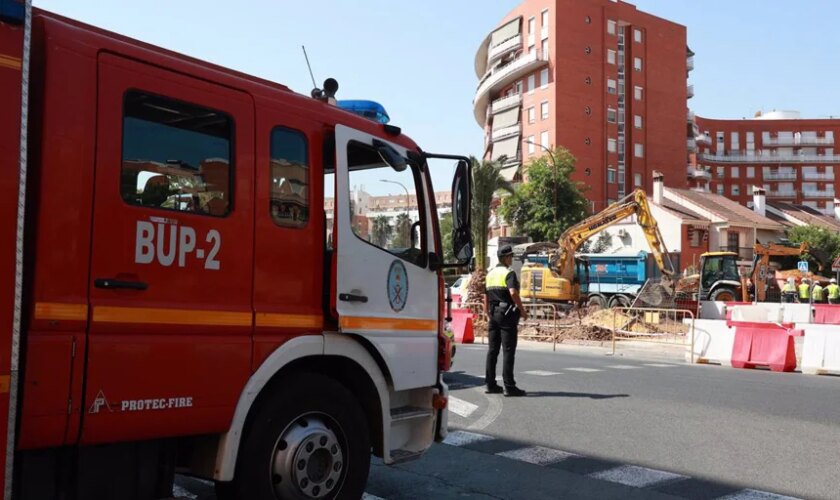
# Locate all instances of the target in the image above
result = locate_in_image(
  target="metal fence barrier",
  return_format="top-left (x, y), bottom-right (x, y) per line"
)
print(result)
top-left (610, 307), bottom-right (696, 363)
top-left (462, 301), bottom-right (562, 351)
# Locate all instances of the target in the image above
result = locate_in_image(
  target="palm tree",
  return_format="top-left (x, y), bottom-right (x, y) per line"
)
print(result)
top-left (466, 156), bottom-right (516, 305)
top-left (372, 216), bottom-right (392, 247)
top-left (392, 213), bottom-right (412, 248)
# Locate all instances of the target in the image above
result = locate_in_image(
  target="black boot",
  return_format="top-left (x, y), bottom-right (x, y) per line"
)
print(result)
top-left (504, 386), bottom-right (526, 397)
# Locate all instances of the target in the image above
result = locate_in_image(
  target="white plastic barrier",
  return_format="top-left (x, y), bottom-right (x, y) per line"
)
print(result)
top-left (687, 319), bottom-right (734, 366)
top-left (729, 304), bottom-right (783, 323)
top-left (800, 324), bottom-right (840, 375)
top-left (782, 304), bottom-right (812, 324)
top-left (699, 301), bottom-right (727, 320)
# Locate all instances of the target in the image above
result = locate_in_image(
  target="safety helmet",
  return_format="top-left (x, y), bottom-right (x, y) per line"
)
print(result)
top-left (832, 278), bottom-right (837, 284)
top-left (497, 245), bottom-right (514, 258)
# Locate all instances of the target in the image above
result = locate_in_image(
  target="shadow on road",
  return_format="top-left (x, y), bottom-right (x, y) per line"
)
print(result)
top-left (524, 391), bottom-right (629, 399)
top-left (444, 370), bottom-right (486, 389)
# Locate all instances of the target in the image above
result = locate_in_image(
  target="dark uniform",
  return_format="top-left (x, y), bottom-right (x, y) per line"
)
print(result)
top-left (484, 255), bottom-right (521, 392)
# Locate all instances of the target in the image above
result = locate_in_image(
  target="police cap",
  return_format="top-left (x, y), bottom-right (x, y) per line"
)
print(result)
top-left (497, 245), bottom-right (514, 258)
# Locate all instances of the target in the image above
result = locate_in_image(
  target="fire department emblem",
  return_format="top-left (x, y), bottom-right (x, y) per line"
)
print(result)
top-left (387, 260), bottom-right (408, 312)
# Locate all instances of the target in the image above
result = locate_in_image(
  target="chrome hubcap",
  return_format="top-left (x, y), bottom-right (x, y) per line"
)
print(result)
top-left (272, 415), bottom-right (344, 499)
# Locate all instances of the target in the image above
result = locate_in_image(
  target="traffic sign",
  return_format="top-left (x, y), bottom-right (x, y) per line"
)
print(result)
top-left (797, 261), bottom-right (809, 273)
top-left (832, 255), bottom-right (840, 273)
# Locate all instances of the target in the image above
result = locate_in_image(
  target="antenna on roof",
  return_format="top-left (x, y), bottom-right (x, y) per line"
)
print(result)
top-left (302, 46), bottom-right (338, 104)
top-left (302, 45), bottom-right (318, 91)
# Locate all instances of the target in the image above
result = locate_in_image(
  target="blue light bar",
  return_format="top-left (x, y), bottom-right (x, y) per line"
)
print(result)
top-left (337, 100), bottom-right (390, 124)
top-left (0, 0), bottom-right (25, 23)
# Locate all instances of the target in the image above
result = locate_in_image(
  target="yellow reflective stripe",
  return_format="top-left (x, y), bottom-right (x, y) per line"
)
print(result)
top-left (486, 267), bottom-right (510, 288)
top-left (35, 302), bottom-right (88, 321)
top-left (0, 375), bottom-right (9, 394)
top-left (93, 306), bottom-right (251, 326)
top-left (340, 316), bottom-right (437, 332)
top-left (0, 54), bottom-right (21, 70)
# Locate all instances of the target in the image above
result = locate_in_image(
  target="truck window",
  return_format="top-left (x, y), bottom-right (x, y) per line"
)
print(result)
top-left (270, 127), bottom-right (309, 228)
top-left (346, 140), bottom-right (426, 267)
top-left (121, 90), bottom-right (233, 217)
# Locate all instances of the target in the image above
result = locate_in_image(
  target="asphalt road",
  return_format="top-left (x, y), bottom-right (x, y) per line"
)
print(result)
top-left (175, 342), bottom-right (840, 499)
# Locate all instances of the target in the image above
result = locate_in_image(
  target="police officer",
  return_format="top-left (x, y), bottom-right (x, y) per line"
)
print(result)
top-left (484, 245), bottom-right (528, 397)
top-left (827, 278), bottom-right (840, 305)
top-left (798, 278), bottom-right (811, 303)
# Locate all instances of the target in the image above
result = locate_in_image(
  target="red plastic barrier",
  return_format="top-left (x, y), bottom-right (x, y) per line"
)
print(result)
top-left (731, 326), bottom-right (800, 372)
top-left (813, 305), bottom-right (840, 325)
top-left (450, 309), bottom-right (475, 344)
top-left (724, 302), bottom-right (752, 321)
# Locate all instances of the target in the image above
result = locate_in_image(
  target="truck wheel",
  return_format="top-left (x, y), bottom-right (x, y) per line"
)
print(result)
top-left (609, 295), bottom-right (631, 309)
top-left (711, 288), bottom-right (737, 302)
top-left (219, 372), bottom-right (370, 500)
top-left (588, 295), bottom-right (607, 309)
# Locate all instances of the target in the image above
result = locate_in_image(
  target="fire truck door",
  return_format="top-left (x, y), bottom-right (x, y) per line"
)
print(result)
top-left (82, 54), bottom-right (254, 444)
top-left (334, 125), bottom-right (438, 391)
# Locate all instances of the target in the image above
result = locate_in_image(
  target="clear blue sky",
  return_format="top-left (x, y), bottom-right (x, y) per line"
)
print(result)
top-left (35, 0), bottom-right (840, 193)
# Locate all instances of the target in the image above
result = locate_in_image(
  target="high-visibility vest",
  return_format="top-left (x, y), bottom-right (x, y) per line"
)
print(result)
top-left (827, 284), bottom-right (840, 300)
top-left (798, 283), bottom-right (811, 299)
top-left (486, 266), bottom-right (511, 289)
top-left (813, 285), bottom-right (824, 301)
top-left (782, 283), bottom-right (796, 293)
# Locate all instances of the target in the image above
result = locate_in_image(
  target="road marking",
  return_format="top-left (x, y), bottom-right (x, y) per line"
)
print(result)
top-left (606, 364), bottom-right (640, 370)
top-left (442, 430), bottom-right (494, 447)
top-left (523, 370), bottom-right (562, 376)
top-left (172, 485), bottom-right (197, 499)
top-left (448, 396), bottom-right (479, 418)
top-left (565, 367), bottom-right (602, 373)
top-left (468, 386), bottom-right (504, 431)
top-left (496, 446), bottom-right (577, 465)
top-left (643, 363), bottom-right (678, 367)
top-left (589, 465), bottom-right (687, 487)
top-left (719, 490), bottom-right (801, 500)
top-left (362, 494), bottom-right (387, 500)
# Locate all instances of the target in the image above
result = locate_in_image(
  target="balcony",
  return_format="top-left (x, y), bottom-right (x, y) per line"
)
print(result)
top-left (763, 136), bottom-right (835, 147)
top-left (687, 110), bottom-right (695, 122)
top-left (474, 51), bottom-right (549, 125)
top-left (687, 56), bottom-right (695, 72)
top-left (803, 190), bottom-right (836, 199)
top-left (487, 34), bottom-right (522, 67)
top-left (687, 166), bottom-right (711, 180)
top-left (490, 93), bottom-right (522, 114)
top-left (687, 84), bottom-right (695, 99)
top-left (687, 138), bottom-right (696, 152)
top-left (696, 133), bottom-right (711, 145)
top-left (767, 190), bottom-right (798, 199)
top-left (763, 171), bottom-right (797, 181)
top-left (491, 123), bottom-right (521, 142)
top-left (698, 151), bottom-right (840, 163)
top-left (802, 172), bottom-right (835, 181)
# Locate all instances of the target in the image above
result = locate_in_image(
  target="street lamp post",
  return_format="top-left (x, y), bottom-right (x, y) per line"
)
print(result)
top-left (521, 139), bottom-right (558, 231)
top-left (380, 179), bottom-right (411, 245)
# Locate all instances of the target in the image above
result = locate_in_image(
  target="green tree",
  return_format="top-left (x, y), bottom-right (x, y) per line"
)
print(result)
top-left (372, 215), bottom-right (392, 248)
top-left (439, 212), bottom-right (455, 263)
top-left (592, 231), bottom-right (613, 253)
top-left (392, 213), bottom-right (412, 248)
top-left (787, 225), bottom-right (840, 268)
top-left (497, 147), bottom-right (589, 242)
top-left (471, 156), bottom-right (516, 271)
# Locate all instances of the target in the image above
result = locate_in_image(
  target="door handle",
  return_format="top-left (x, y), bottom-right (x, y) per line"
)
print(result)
top-left (94, 278), bottom-right (148, 291)
top-left (339, 293), bottom-right (368, 303)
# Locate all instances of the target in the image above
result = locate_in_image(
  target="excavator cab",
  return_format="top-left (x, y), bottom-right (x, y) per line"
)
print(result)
top-left (698, 252), bottom-right (741, 301)
top-left (575, 257), bottom-right (590, 300)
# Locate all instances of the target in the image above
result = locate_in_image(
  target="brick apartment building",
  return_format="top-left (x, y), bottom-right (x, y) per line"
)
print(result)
top-left (691, 111), bottom-right (840, 216)
top-left (474, 0), bottom-right (691, 214)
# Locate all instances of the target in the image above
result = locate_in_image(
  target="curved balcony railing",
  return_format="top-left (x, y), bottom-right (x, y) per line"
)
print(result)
top-left (491, 124), bottom-right (521, 142)
top-left (490, 93), bottom-right (522, 114)
top-left (487, 35), bottom-right (522, 67)
top-left (699, 152), bottom-right (840, 163)
top-left (474, 52), bottom-right (548, 125)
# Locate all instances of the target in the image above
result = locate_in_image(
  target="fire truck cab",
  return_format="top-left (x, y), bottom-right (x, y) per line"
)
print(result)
top-left (0, 3), bottom-right (472, 499)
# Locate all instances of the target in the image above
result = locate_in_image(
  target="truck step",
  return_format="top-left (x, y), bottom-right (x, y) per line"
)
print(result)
top-left (389, 448), bottom-right (424, 464)
top-left (390, 405), bottom-right (433, 423)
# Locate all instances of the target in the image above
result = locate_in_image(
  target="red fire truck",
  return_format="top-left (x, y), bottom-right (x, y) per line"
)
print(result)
top-left (0, 2), bottom-right (473, 498)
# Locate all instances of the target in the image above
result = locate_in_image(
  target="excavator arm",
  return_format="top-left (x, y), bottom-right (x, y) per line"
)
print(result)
top-left (554, 189), bottom-right (675, 283)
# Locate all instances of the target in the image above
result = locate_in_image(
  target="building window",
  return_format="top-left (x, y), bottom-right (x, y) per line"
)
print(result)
top-left (540, 130), bottom-right (550, 149)
top-left (607, 79), bottom-right (617, 94)
top-left (528, 74), bottom-right (535, 94)
top-left (527, 107), bottom-right (536, 124)
top-left (634, 115), bottom-right (642, 129)
top-left (541, 39), bottom-right (549, 60)
top-left (716, 184), bottom-right (724, 195)
top-left (608, 138), bottom-right (617, 153)
top-left (634, 173), bottom-right (642, 187)
top-left (540, 68), bottom-right (549, 88)
top-left (618, 165), bottom-right (626, 185)
top-left (634, 86), bottom-right (643, 100)
top-left (747, 166), bottom-right (755, 178)
top-left (634, 57), bottom-right (642, 71)
top-left (528, 16), bottom-right (536, 46)
top-left (607, 19), bottom-right (616, 35)
top-left (515, 80), bottom-right (523, 94)
top-left (732, 166), bottom-right (740, 179)
top-left (732, 185), bottom-right (740, 196)
top-left (541, 9), bottom-right (549, 38)
top-left (731, 131), bottom-right (740, 151)
top-left (540, 101), bottom-right (549, 120)
top-left (607, 108), bottom-right (617, 123)
top-left (607, 49), bottom-right (616, 65)
top-left (608, 168), bottom-right (616, 183)
top-left (121, 90), bottom-right (233, 217)
top-left (527, 136), bottom-right (535, 155)
top-left (716, 166), bottom-right (725, 179)
top-left (689, 229), bottom-right (701, 248)
top-left (270, 127), bottom-right (309, 228)
top-left (634, 143), bottom-right (644, 158)
top-left (634, 29), bottom-right (642, 43)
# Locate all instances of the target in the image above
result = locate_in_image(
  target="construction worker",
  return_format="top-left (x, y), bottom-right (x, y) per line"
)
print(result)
top-left (827, 278), bottom-right (840, 305)
top-left (812, 280), bottom-right (825, 304)
top-left (484, 245), bottom-right (528, 397)
top-left (782, 278), bottom-right (797, 303)
top-left (798, 278), bottom-right (811, 303)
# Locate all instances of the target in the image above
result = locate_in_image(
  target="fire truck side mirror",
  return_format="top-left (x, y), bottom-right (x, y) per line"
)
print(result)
top-left (451, 159), bottom-right (473, 265)
top-left (373, 139), bottom-right (408, 172)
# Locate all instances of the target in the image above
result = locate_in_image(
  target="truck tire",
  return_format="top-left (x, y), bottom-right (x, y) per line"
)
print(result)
top-left (711, 287), bottom-right (737, 302)
top-left (587, 295), bottom-right (607, 309)
top-left (218, 372), bottom-right (370, 500)
top-left (609, 295), bottom-right (631, 309)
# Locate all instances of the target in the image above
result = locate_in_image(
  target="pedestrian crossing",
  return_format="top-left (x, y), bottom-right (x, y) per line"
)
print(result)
top-left (515, 362), bottom-right (681, 376)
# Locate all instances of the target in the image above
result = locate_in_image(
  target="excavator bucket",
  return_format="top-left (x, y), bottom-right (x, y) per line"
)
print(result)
top-left (632, 277), bottom-right (677, 308)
